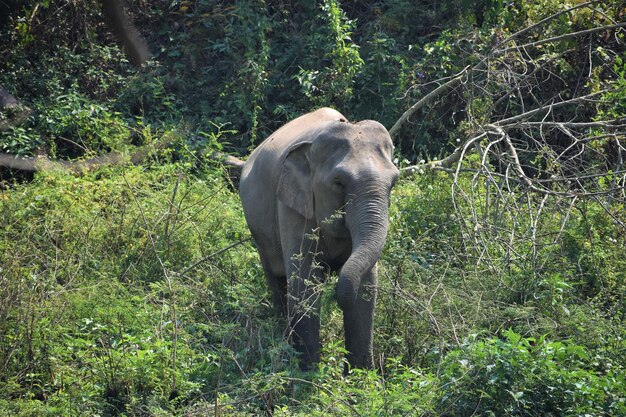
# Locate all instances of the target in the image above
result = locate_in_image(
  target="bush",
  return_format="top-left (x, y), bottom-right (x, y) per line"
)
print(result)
top-left (438, 330), bottom-right (626, 416)
top-left (0, 166), bottom-right (255, 415)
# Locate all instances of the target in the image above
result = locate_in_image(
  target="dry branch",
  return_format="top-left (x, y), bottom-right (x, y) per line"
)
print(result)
top-left (210, 151), bottom-right (245, 170)
top-left (177, 237), bottom-right (252, 277)
top-left (389, 3), bottom-right (619, 144)
top-left (400, 132), bottom-right (489, 177)
top-left (389, 67), bottom-right (470, 140)
top-left (496, 22), bottom-right (626, 54)
top-left (495, 0), bottom-right (603, 49)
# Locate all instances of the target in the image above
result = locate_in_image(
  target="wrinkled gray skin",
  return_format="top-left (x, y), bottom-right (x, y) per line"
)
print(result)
top-left (239, 108), bottom-right (398, 369)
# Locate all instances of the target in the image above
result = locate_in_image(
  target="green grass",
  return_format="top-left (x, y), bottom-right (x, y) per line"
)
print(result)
top-left (1, 167), bottom-right (624, 416)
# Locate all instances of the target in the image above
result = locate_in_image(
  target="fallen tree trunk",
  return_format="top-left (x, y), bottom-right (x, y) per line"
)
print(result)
top-left (0, 147), bottom-right (245, 174)
top-left (0, 151), bottom-right (127, 174)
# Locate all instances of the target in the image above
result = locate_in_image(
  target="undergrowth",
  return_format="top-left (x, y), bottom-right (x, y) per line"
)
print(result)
top-left (1, 167), bottom-right (624, 416)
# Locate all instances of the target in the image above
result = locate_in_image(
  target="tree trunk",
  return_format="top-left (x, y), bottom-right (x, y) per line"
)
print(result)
top-left (99, 0), bottom-right (151, 66)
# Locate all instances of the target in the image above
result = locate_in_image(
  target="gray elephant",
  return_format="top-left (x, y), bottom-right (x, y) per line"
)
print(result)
top-left (239, 108), bottom-right (398, 369)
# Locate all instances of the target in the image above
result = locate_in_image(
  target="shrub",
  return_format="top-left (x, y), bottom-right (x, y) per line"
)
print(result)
top-left (438, 330), bottom-right (626, 416)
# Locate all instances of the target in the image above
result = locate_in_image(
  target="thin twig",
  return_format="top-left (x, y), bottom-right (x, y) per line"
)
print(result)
top-left (494, 0), bottom-right (603, 49)
top-left (122, 172), bottom-right (179, 393)
top-left (495, 22), bottom-right (626, 54)
top-left (178, 237), bottom-right (252, 277)
top-left (389, 66), bottom-right (470, 139)
top-left (494, 89), bottom-right (613, 126)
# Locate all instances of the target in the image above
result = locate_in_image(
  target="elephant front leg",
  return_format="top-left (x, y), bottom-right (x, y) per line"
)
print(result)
top-left (278, 204), bottom-right (324, 369)
top-left (287, 257), bottom-right (322, 368)
top-left (342, 265), bottom-right (377, 370)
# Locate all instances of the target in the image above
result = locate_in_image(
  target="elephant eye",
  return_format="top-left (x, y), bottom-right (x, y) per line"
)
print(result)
top-left (332, 178), bottom-right (344, 188)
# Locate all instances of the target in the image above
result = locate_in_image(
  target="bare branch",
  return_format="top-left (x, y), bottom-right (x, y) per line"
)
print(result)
top-left (389, 67), bottom-right (470, 140)
top-left (511, 120), bottom-right (626, 129)
top-left (487, 124), bottom-right (532, 187)
top-left (99, 0), bottom-right (151, 66)
top-left (389, 2), bottom-right (617, 143)
top-left (400, 131), bottom-right (490, 177)
top-left (178, 237), bottom-right (252, 277)
top-left (495, 22), bottom-right (626, 54)
top-left (495, 0), bottom-right (603, 49)
top-left (494, 88), bottom-right (615, 126)
top-left (210, 151), bottom-right (245, 170)
top-left (0, 135), bottom-right (246, 175)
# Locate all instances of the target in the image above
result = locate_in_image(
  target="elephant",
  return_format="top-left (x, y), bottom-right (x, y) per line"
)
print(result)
top-left (239, 107), bottom-right (398, 370)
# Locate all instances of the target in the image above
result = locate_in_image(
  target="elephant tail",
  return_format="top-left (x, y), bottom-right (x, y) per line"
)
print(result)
top-left (209, 151), bottom-right (245, 190)
top-left (211, 151), bottom-right (245, 171)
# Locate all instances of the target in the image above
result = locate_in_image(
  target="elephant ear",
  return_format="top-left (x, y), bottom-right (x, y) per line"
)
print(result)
top-left (277, 142), bottom-right (314, 219)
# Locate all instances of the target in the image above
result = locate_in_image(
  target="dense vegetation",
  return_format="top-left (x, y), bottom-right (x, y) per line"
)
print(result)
top-left (1, 0), bottom-right (625, 415)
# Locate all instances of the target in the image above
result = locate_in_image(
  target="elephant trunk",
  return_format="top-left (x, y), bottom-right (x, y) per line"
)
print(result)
top-left (336, 188), bottom-right (389, 311)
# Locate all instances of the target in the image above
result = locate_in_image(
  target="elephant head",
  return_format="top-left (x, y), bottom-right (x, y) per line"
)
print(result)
top-left (277, 120), bottom-right (399, 311)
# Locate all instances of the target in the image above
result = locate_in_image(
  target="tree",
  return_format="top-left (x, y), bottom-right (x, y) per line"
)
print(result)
top-left (99, 0), bottom-right (151, 66)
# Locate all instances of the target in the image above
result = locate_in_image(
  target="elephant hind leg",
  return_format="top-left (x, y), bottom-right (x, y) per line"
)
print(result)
top-left (260, 255), bottom-right (287, 316)
top-left (267, 273), bottom-right (287, 316)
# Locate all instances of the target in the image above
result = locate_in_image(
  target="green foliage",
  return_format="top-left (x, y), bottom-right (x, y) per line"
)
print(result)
top-left (296, 0), bottom-right (364, 108)
top-left (0, 166), bottom-right (254, 415)
top-left (41, 92), bottom-right (130, 156)
top-left (439, 330), bottom-right (626, 416)
top-left (596, 54), bottom-right (626, 121)
top-left (0, 125), bottom-right (42, 156)
top-left (2, 0), bottom-right (623, 160)
top-left (1, 89), bottom-right (132, 157)
top-left (1, 0), bottom-right (625, 415)
top-left (274, 352), bottom-right (438, 416)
